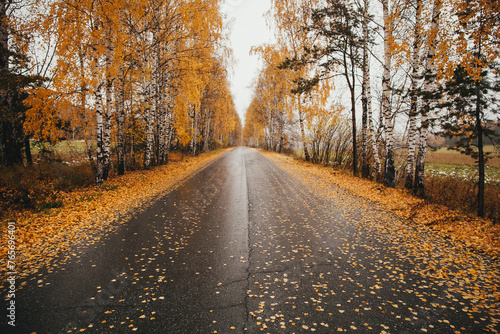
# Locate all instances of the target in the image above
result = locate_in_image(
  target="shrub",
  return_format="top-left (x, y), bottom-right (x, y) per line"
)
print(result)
top-left (425, 176), bottom-right (500, 223)
top-left (0, 160), bottom-right (95, 220)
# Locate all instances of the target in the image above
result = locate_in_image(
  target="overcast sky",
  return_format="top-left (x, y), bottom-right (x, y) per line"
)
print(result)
top-left (221, 0), bottom-right (274, 122)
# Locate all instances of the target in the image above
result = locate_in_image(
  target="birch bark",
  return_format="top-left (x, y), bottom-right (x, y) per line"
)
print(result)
top-left (94, 81), bottom-right (105, 184)
top-left (405, 0), bottom-right (422, 190)
top-left (103, 32), bottom-right (113, 180)
top-left (115, 64), bottom-right (125, 175)
top-left (414, 0), bottom-right (441, 193)
top-left (143, 75), bottom-right (154, 170)
top-left (297, 96), bottom-right (310, 161)
top-left (361, 0), bottom-right (370, 178)
top-left (382, 0), bottom-right (395, 187)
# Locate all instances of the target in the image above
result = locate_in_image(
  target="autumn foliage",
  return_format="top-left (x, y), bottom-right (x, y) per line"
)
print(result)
top-left (1, 0), bottom-right (241, 184)
top-left (244, 0), bottom-right (499, 219)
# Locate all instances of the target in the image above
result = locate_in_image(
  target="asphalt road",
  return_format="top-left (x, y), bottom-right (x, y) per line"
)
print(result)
top-left (2, 147), bottom-right (498, 333)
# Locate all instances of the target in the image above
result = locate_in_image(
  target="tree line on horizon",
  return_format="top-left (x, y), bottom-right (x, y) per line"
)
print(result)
top-left (243, 0), bottom-right (499, 217)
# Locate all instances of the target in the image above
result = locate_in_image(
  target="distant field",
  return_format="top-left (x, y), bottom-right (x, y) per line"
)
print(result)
top-left (425, 163), bottom-right (500, 185)
top-left (425, 146), bottom-right (500, 185)
top-left (31, 140), bottom-right (89, 156)
top-left (292, 146), bottom-right (500, 185)
top-left (426, 146), bottom-right (500, 167)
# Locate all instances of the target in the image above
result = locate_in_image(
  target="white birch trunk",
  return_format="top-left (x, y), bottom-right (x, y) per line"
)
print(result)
top-left (95, 82), bottom-right (105, 185)
top-left (115, 64), bottom-right (125, 175)
top-left (297, 95), bottom-right (310, 161)
top-left (203, 112), bottom-right (211, 152)
top-left (361, 0), bottom-right (370, 178)
top-left (405, 0), bottom-right (422, 190)
top-left (382, 0), bottom-right (395, 187)
top-left (157, 74), bottom-right (167, 165)
top-left (143, 76), bottom-right (154, 170)
top-left (92, 19), bottom-right (105, 184)
top-left (190, 107), bottom-right (198, 156)
top-left (414, 0), bottom-right (441, 193)
top-left (363, 0), bottom-right (381, 179)
top-left (103, 34), bottom-right (113, 180)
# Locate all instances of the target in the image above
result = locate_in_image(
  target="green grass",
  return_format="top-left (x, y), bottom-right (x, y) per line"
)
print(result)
top-left (425, 163), bottom-right (500, 185)
top-left (31, 140), bottom-right (90, 156)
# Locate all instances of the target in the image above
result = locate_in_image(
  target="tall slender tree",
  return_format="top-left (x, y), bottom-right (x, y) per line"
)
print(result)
top-left (414, 0), bottom-right (441, 194)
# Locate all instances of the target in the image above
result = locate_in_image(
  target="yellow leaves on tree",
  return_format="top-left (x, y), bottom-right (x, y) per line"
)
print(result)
top-left (24, 88), bottom-right (73, 143)
top-left (19, 0), bottom-right (240, 179)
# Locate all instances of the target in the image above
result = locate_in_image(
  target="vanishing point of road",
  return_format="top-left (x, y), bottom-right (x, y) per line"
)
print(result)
top-left (3, 147), bottom-right (499, 333)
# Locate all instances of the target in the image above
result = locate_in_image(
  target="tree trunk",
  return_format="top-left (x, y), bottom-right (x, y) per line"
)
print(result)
top-left (344, 42), bottom-right (357, 175)
top-left (190, 107), bottom-right (198, 156)
top-left (0, 0), bottom-right (22, 166)
top-left (405, 0), bottom-right (422, 190)
top-left (164, 95), bottom-right (174, 164)
top-left (476, 85), bottom-right (484, 217)
top-left (143, 78), bottom-right (154, 170)
top-left (297, 96), bottom-right (310, 161)
top-left (130, 121), bottom-right (135, 169)
top-left (278, 109), bottom-right (284, 153)
top-left (203, 115), bottom-right (211, 152)
top-left (115, 65), bottom-right (125, 175)
top-left (405, 111), bottom-right (418, 189)
top-left (102, 32), bottom-right (113, 180)
top-left (24, 136), bottom-right (32, 165)
top-left (95, 83), bottom-right (105, 184)
top-left (157, 93), bottom-right (166, 164)
top-left (414, 112), bottom-right (429, 193)
top-left (349, 84), bottom-right (357, 175)
top-left (361, 0), bottom-right (370, 178)
top-left (0, 0), bottom-right (7, 73)
top-left (364, 8), bottom-right (381, 180)
top-left (475, 34), bottom-right (485, 217)
top-left (85, 140), bottom-right (95, 172)
top-left (414, 0), bottom-right (441, 194)
top-left (156, 47), bottom-right (169, 165)
top-left (382, 0), bottom-right (395, 187)
top-left (165, 115), bottom-right (173, 163)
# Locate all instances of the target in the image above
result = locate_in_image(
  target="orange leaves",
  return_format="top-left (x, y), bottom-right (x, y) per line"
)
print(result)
top-left (450, 0), bottom-right (500, 81)
top-left (34, 0), bottom-right (238, 158)
top-left (23, 88), bottom-right (69, 143)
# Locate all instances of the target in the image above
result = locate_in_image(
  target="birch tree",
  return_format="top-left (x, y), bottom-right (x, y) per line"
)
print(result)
top-left (404, 0), bottom-right (423, 190)
top-left (24, 0), bottom-right (239, 182)
top-left (381, 0), bottom-right (397, 187)
top-left (413, 0), bottom-right (441, 194)
top-left (360, 0), bottom-right (381, 179)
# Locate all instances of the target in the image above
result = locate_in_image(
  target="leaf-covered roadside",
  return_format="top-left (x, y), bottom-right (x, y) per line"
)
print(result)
top-left (262, 150), bottom-right (500, 259)
top-left (0, 149), bottom-right (229, 285)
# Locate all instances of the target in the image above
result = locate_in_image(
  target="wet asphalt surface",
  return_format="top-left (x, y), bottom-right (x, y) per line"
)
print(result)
top-left (2, 147), bottom-right (499, 333)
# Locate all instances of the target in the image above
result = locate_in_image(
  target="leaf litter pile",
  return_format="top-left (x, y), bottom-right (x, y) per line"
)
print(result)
top-left (0, 149), bottom-right (228, 286)
top-left (248, 150), bottom-right (500, 332)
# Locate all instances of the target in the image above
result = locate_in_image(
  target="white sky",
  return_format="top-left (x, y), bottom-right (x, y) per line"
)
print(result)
top-left (221, 0), bottom-right (274, 122)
